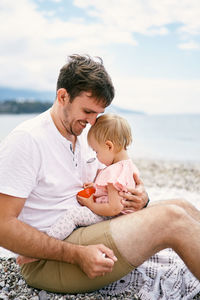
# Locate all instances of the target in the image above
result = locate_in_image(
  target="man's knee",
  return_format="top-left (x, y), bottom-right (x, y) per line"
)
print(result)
top-left (163, 203), bottom-right (188, 225)
top-left (170, 198), bottom-right (194, 211)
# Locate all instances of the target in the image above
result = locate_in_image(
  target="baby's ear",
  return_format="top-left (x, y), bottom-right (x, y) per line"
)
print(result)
top-left (105, 140), bottom-right (114, 151)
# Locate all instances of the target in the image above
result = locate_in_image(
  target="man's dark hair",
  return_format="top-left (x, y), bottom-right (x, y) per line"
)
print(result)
top-left (56, 54), bottom-right (115, 106)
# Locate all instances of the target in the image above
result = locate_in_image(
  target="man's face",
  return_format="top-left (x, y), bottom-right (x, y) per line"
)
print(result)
top-left (62, 91), bottom-right (105, 137)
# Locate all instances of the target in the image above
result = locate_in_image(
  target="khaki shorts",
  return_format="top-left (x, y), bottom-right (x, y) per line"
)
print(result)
top-left (21, 219), bottom-right (134, 294)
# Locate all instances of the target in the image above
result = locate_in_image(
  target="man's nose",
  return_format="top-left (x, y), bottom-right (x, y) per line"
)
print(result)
top-left (87, 114), bottom-right (98, 126)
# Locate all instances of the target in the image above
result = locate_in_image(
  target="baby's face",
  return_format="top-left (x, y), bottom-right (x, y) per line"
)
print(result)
top-left (88, 136), bottom-right (115, 166)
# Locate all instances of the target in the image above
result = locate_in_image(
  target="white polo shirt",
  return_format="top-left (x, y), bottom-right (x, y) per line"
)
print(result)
top-left (0, 110), bottom-right (101, 232)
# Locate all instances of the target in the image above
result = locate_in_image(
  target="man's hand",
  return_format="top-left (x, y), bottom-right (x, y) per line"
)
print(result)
top-left (75, 244), bottom-right (117, 279)
top-left (120, 173), bottom-right (149, 212)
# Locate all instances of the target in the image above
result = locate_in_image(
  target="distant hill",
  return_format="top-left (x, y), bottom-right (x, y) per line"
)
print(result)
top-left (0, 86), bottom-right (55, 102)
top-left (0, 100), bottom-right (52, 114)
top-left (0, 86), bottom-right (144, 115)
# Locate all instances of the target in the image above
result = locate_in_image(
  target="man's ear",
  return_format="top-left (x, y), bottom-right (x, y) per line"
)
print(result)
top-left (105, 140), bottom-right (114, 151)
top-left (57, 88), bottom-right (69, 105)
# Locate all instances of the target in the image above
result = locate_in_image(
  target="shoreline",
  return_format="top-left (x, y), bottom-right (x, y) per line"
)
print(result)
top-left (0, 158), bottom-right (200, 299)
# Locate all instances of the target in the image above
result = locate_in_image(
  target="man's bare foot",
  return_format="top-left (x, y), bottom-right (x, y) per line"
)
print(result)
top-left (16, 255), bottom-right (39, 265)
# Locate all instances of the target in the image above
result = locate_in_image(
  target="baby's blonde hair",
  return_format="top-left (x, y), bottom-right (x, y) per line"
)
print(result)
top-left (88, 113), bottom-right (132, 152)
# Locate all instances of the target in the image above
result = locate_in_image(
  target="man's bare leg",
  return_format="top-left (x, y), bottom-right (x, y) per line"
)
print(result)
top-left (150, 198), bottom-right (200, 222)
top-left (110, 203), bottom-right (200, 279)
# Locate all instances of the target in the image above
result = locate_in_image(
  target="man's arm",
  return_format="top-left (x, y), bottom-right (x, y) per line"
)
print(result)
top-left (0, 193), bottom-right (117, 278)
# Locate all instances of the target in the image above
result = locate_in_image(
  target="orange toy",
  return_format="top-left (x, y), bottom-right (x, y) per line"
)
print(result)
top-left (77, 187), bottom-right (96, 198)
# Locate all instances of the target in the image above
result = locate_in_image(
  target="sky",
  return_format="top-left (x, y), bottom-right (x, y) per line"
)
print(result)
top-left (0, 0), bottom-right (200, 114)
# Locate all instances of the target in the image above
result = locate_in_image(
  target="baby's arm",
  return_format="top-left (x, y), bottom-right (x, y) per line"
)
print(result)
top-left (78, 183), bottom-right (124, 217)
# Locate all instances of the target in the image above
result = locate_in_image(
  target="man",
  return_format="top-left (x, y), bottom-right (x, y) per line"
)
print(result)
top-left (0, 55), bottom-right (199, 294)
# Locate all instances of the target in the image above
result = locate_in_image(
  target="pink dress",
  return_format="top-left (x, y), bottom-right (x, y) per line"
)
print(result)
top-left (94, 159), bottom-right (139, 203)
top-left (46, 159), bottom-right (139, 240)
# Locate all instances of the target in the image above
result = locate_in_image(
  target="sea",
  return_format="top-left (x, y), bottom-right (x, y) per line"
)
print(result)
top-left (0, 112), bottom-right (200, 162)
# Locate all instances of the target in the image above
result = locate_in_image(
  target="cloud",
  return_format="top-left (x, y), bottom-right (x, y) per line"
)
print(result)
top-left (178, 40), bottom-right (200, 50)
top-left (74, 0), bottom-right (200, 42)
top-left (0, 0), bottom-right (200, 114)
top-left (0, 0), bottom-right (138, 90)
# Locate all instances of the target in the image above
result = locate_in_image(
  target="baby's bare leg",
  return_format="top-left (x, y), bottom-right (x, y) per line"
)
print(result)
top-left (16, 255), bottom-right (38, 265)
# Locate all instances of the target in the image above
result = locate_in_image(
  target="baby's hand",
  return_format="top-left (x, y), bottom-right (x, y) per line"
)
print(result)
top-left (83, 182), bottom-right (94, 188)
top-left (77, 193), bottom-right (94, 208)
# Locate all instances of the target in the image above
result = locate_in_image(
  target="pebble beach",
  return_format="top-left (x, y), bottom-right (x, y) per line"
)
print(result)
top-left (0, 158), bottom-right (200, 299)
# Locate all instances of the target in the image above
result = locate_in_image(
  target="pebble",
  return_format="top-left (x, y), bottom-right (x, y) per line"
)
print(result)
top-left (0, 256), bottom-right (199, 299)
top-left (38, 290), bottom-right (48, 300)
top-left (134, 159), bottom-right (200, 192)
top-left (0, 258), bottom-right (139, 299)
